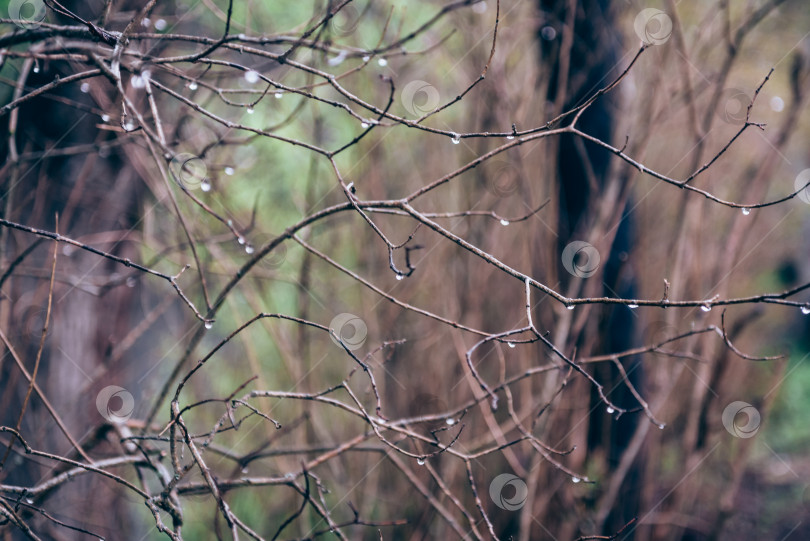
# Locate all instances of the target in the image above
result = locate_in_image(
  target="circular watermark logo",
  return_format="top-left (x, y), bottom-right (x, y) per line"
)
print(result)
top-left (716, 88), bottom-right (751, 125)
top-left (329, 313), bottom-right (367, 351)
top-left (634, 9), bottom-right (672, 46)
top-left (721, 401), bottom-right (760, 438)
top-left (484, 161), bottom-right (521, 198)
top-left (794, 169), bottom-right (810, 205)
top-left (8, 0), bottom-right (46, 29)
top-left (330, 4), bottom-right (361, 37)
top-left (169, 153), bottom-right (208, 190)
top-left (643, 320), bottom-right (680, 356)
top-left (401, 80), bottom-right (441, 117)
top-left (561, 241), bottom-right (601, 278)
top-left (489, 473), bottom-right (528, 511)
top-left (96, 385), bottom-right (135, 424)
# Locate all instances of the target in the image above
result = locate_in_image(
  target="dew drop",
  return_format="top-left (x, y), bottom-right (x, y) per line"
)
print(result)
top-left (507, 342), bottom-right (516, 349)
top-left (700, 304), bottom-right (712, 312)
top-left (204, 321), bottom-right (213, 329)
top-left (246, 107), bottom-right (254, 114)
top-left (741, 207), bottom-right (751, 215)
top-left (572, 477), bottom-right (581, 483)
top-left (80, 82), bottom-right (90, 93)
top-left (417, 457), bottom-right (425, 465)
top-left (801, 306), bottom-right (810, 315)
top-left (101, 114), bottom-right (110, 122)
top-left (227, 219), bottom-right (233, 226)
top-left (155, 18), bottom-right (167, 31)
top-left (506, 135), bottom-right (515, 140)
top-left (237, 236), bottom-right (246, 245)
top-left (377, 58), bottom-right (388, 66)
top-left (606, 406), bottom-right (615, 414)
top-left (451, 133), bottom-right (460, 144)
top-left (245, 244), bottom-right (255, 254)
top-left (628, 304), bottom-right (638, 309)
top-left (658, 423), bottom-right (665, 430)
top-left (188, 81), bottom-right (198, 90)
top-left (446, 418), bottom-right (456, 426)
top-left (275, 92), bottom-right (283, 99)
top-left (200, 180), bottom-right (211, 192)
top-left (131, 74), bottom-right (145, 89)
top-left (361, 122), bottom-right (369, 129)
top-left (241, 467), bottom-right (248, 474)
top-left (33, 65), bottom-right (40, 73)
top-left (491, 396), bottom-right (498, 411)
top-left (500, 219), bottom-right (510, 226)
top-left (224, 167), bottom-right (234, 176)
top-left (238, 33), bottom-right (247, 40)
top-left (124, 121), bottom-right (135, 131)
top-left (244, 70), bottom-right (260, 84)
top-left (396, 274), bottom-right (404, 281)
top-left (567, 305), bottom-right (575, 310)
top-left (362, 55), bottom-right (371, 62)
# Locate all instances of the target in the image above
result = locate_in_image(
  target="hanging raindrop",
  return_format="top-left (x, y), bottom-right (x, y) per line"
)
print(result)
top-left (188, 81), bottom-right (198, 90)
top-left (741, 207), bottom-right (751, 215)
top-left (500, 219), bottom-right (510, 226)
top-left (377, 58), bottom-right (388, 66)
top-left (507, 342), bottom-right (516, 349)
top-left (801, 306), bottom-right (810, 315)
top-left (417, 457), bottom-right (425, 465)
top-left (224, 167), bottom-right (235, 176)
top-left (275, 92), bottom-right (283, 99)
top-left (446, 418), bottom-right (456, 426)
top-left (200, 180), bottom-right (211, 192)
top-left (245, 244), bottom-right (255, 254)
top-left (606, 406), bottom-right (615, 414)
top-left (628, 304), bottom-right (638, 309)
top-left (204, 321), bottom-right (213, 329)
top-left (700, 304), bottom-right (712, 312)
top-left (246, 107), bottom-right (254, 114)
top-left (451, 133), bottom-right (461, 144)
top-left (572, 477), bottom-right (581, 483)
top-left (396, 274), bottom-right (404, 281)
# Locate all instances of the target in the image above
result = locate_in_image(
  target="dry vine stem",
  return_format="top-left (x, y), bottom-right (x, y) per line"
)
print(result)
top-left (1, 0), bottom-right (809, 540)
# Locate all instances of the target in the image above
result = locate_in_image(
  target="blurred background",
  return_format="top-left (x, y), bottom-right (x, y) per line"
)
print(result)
top-left (1, 0), bottom-right (809, 539)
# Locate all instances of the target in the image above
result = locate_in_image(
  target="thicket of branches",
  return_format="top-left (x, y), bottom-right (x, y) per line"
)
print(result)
top-left (1, 0), bottom-right (809, 539)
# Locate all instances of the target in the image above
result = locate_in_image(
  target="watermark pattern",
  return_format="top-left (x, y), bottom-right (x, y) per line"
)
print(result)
top-left (329, 4), bottom-right (361, 37)
top-left (484, 161), bottom-right (521, 198)
top-left (716, 88), bottom-right (751, 125)
top-left (721, 401), bottom-right (761, 438)
top-left (795, 169), bottom-right (810, 205)
top-left (489, 473), bottom-right (528, 511)
top-left (96, 386), bottom-right (135, 424)
top-left (8, 0), bottom-right (46, 29)
top-left (401, 81), bottom-right (441, 117)
top-left (169, 153), bottom-right (209, 191)
top-left (634, 9), bottom-right (673, 46)
top-left (643, 320), bottom-right (680, 356)
top-left (12, 299), bottom-right (47, 340)
top-left (561, 241), bottom-right (601, 278)
top-left (329, 313), bottom-right (367, 351)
